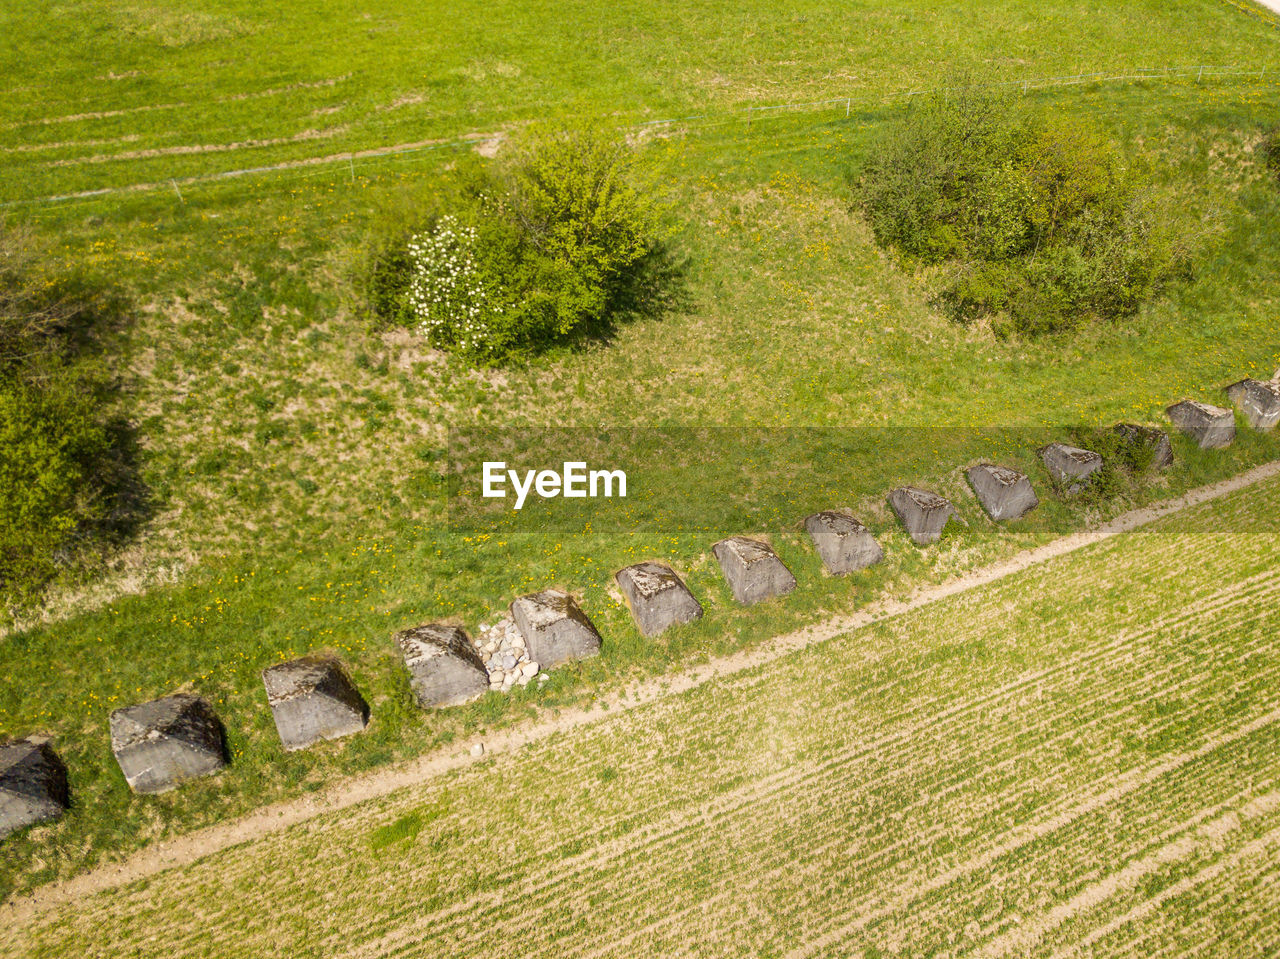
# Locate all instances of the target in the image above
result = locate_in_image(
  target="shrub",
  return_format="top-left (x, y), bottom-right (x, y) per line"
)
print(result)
top-left (359, 241), bottom-right (416, 330)
top-left (360, 124), bottom-right (665, 361)
top-left (858, 85), bottom-right (1191, 335)
top-left (405, 215), bottom-right (510, 357)
top-left (0, 223), bottom-right (140, 606)
top-left (1262, 128), bottom-right (1280, 180)
top-left (1, 223), bottom-right (88, 373)
top-left (495, 124), bottom-right (662, 343)
top-left (0, 375), bottom-right (115, 599)
top-left (860, 84), bottom-right (1027, 262)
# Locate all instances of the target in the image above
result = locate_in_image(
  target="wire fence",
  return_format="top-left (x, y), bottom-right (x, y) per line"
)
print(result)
top-left (7, 62), bottom-right (1279, 213)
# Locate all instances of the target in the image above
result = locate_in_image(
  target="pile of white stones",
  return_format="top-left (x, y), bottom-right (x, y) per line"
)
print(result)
top-left (473, 617), bottom-right (544, 692)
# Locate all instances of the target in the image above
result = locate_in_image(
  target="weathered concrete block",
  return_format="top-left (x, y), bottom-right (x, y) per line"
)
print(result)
top-left (510, 589), bottom-right (602, 669)
top-left (1225, 379), bottom-right (1280, 431)
top-left (263, 656), bottom-right (368, 751)
top-left (804, 511), bottom-right (884, 575)
top-left (965, 464), bottom-right (1038, 521)
top-left (1038, 443), bottom-right (1103, 495)
top-left (712, 536), bottom-right (797, 605)
top-left (1166, 400), bottom-right (1235, 449)
top-left (395, 624), bottom-right (490, 708)
top-left (888, 487), bottom-right (955, 545)
top-left (109, 694), bottom-right (226, 794)
top-left (615, 562), bottom-right (703, 637)
top-left (1112, 424), bottom-right (1174, 470)
top-left (0, 739), bottom-right (68, 838)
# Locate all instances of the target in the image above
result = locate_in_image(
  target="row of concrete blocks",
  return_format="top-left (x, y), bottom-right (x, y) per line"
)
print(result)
top-left (0, 585), bottom-right (606, 830)
top-left (0, 582), bottom-right (626, 835)
top-left (5, 378), bottom-right (1277, 837)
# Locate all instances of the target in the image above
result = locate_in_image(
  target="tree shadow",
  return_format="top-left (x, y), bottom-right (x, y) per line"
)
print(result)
top-left (80, 415), bottom-right (154, 554)
top-left (2, 250), bottom-right (154, 608)
top-left (571, 242), bottom-right (695, 351)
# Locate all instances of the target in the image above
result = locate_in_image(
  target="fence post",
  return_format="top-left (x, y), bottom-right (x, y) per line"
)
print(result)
top-left (846, 98), bottom-right (850, 118)
top-left (349, 156), bottom-right (355, 183)
top-left (170, 179), bottom-right (184, 204)
top-left (1197, 65), bottom-right (1204, 83)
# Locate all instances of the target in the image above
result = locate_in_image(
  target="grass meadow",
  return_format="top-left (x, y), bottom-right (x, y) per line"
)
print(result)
top-left (2, 0), bottom-right (1280, 908)
top-left (3, 0), bottom-right (1279, 202)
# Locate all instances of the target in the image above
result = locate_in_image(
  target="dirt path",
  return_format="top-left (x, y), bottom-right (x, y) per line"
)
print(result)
top-left (5, 459), bottom-right (1278, 923)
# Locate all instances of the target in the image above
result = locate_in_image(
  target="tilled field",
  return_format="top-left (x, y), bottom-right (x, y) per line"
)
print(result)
top-left (5, 476), bottom-right (1279, 958)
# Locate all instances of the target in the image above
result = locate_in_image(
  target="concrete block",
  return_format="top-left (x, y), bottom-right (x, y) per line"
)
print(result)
top-left (0, 739), bottom-right (68, 838)
top-left (712, 536), bottom-right (797, 605)
top-left (1166, 400), bottom-right (1235, 449)
top-left (1038, 443), bottom-right (1103, 495)
top-left (1112, 424), bottom-right (1174, 470)
top-left (1225, 379), bottom-right (1280, 431)
top-left (965, 464), bottom-right (1038, 521)
top-left (510, 589), bottom-right (602, 669)
top-left (804, 511), bottom-right (884, 574)
top-left (614, 562), bottom-right (703, 637)
top-left (109, 694), bottom-right (226, 794)
top-left (263, 656), bottom-right (368, 751)
top-left (395, 624), bottom-right (490, 708)
top-left (888, 487), bottom-right (955, 545)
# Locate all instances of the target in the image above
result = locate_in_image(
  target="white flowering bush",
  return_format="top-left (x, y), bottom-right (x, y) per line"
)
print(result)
top-left (357, 124), bottom-right (668, 363)
top-left (405, 216), bottom-right (506, 356)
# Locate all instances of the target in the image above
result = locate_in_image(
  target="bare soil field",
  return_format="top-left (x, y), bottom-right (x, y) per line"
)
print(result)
top-left (4, 470), bottom-right (1277, 958)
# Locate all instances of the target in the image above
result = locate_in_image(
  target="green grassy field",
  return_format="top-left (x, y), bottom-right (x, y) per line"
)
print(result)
top-left (3, 0), bottom-right (1278, 203)
top-left (5, 469), bottom-right (1278, 958)
top-left (4, 0), bottom-right (1280, 912)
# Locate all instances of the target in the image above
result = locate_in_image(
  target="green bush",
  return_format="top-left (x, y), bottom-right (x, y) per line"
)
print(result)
top-left (858, 86), bottom-right (1191, 335)
top-left (358, 241), bottom-right (415, 330)
top-left (359, 124), bottom-right (666, 361)
top-left (0, 223), bottom-right (139, 606)
top-left (0, 375), bottom-right (115, 599)
top-left (1261, 127), bottom-right (1280, 180)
